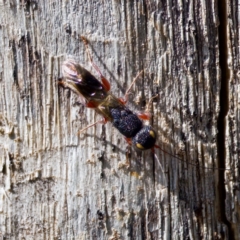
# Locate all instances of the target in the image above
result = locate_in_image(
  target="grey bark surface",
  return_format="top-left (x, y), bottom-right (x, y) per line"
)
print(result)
top-left (224, 1), bottom-right (240, 239)
top-left (0, 0), bottom-right (236, 239)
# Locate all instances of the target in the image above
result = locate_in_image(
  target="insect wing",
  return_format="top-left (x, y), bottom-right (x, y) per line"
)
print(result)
top-left (62, 59), bottom-right (108, 103)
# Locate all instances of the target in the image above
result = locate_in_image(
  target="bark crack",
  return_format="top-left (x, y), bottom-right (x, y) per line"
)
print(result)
top-left (217, 0), bottom-right (232, 238)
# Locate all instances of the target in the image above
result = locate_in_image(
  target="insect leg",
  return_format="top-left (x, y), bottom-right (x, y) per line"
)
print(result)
top-left (58, 78), bottom-right (65, 86)
top-left (136, 95), bottom-right (158, 120)
top-left (119, 70), bottom-right (144, 104)
top-left (81, 36), bottom-right (110, 91)
top-left (125, 137), bottom-right (132, 145)
top-left (152, 149), bottom-right (167, 186)
top-left (86, 101), bottom-right (98, 108)
top-left (78, 118), bottom-right (107, 134)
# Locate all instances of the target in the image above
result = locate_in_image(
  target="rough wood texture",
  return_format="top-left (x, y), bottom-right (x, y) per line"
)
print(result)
top-left (224, 1), bottom-right (240, 239)
top-left (0, 0), bottom-right (236, 239)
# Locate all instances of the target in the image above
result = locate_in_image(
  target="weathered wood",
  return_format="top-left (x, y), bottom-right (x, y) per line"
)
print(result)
top-left (0, 0), bottom-right (236, 239)
top-left (224, 0), bottom-right (240, 239)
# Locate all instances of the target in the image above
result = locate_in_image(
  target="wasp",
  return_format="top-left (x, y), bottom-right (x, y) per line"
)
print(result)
top-left (59, 38), bottom-right (231, 172)
top-left (59, 38), bottom-right (157, 151)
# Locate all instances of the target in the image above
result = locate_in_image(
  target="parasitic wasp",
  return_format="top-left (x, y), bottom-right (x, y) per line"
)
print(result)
top-left (59, 37), bottom-right (230, 172)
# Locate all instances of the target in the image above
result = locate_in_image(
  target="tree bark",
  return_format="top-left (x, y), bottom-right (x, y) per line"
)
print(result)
top-left (0, 0), bottom-right (237, 239)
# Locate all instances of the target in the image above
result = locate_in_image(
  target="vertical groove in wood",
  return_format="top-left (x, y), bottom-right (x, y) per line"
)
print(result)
top-left (222, 0), bottom-right (240, 239)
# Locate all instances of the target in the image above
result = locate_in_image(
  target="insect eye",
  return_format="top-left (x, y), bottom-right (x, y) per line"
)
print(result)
top-left (132, 126), bottom-right (157, 150)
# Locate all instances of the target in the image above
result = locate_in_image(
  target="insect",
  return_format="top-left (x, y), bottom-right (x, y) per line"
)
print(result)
top-left (59, 37), bottom-right (230, 172)
top-left (59, 38), bottom-right (157, 151)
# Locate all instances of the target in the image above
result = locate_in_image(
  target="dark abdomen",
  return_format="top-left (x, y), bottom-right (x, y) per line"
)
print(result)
top-left (110, 107), bottom-right (143, 138)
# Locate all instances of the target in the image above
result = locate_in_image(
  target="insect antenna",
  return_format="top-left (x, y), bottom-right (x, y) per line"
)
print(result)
top-left (154, 145), bottom-right (231, 171)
